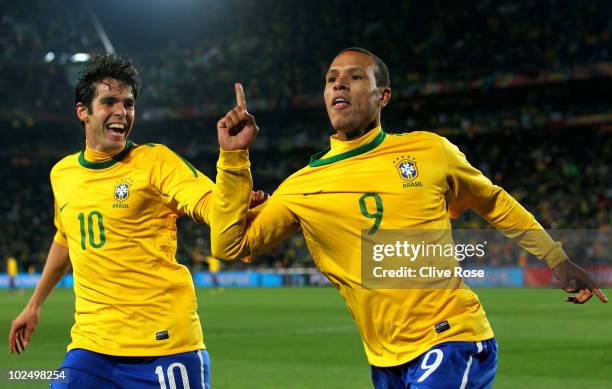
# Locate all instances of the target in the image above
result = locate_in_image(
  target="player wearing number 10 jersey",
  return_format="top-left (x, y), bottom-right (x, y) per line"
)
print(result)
top-left (50, 140), bottom-right (210, 356)
top-left (211, 47), bottom-right (606, 388)
top-left (8, 55), bottom-right (217, 388)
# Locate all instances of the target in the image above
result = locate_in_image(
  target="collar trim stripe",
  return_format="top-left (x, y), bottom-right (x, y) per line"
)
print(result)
top-left (308, 131), bottom-right (386, 167)
top-left (78, 140), bottom-right (134, 169)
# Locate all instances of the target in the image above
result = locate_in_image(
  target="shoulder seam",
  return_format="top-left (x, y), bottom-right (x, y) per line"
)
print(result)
top-left (157, 144), bottom-right (199, 178)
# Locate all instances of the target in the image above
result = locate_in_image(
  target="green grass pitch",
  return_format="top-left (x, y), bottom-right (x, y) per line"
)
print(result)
top-left (0, 287), bottom-right (610, 388)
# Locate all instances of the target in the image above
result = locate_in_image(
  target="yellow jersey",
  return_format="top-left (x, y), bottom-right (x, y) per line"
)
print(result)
top-left (211, 126), bottom-right (568, 367)
top-left (52, 140), bottom-right (214, 356)
top-left (7, 257), bottom-right (18, 277)
top-left (206, 256), bottom-right (221, 273)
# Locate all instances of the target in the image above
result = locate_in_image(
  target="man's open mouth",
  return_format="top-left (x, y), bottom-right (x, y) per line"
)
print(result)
top-left (106, 123), bottom-right (127, 135)
top-left (332, 97), bottom-right (351, 109)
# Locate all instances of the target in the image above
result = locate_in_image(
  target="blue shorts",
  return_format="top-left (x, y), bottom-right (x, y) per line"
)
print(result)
top-left (371, 338), bottom-right (497, 389)
top-left (50, 348), bottom-right (210, 389)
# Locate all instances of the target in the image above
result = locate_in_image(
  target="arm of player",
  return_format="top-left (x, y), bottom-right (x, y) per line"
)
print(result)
top-left (441, 136), bottom-right (607, 304)
top-left (151, 83), bottom-right (259, 225)
top-left (8, 240), bottom-right (70, 354)
top-left (150, 82), bottom-right (270, 254)
top-left (210, 83), bottom-right (299, 259)
top-left (442, 137), bottom-right (566, 264)
top-left (211, 180), bottom-right (299, 260)
top-left (148, 145), bottom-right (215, 224)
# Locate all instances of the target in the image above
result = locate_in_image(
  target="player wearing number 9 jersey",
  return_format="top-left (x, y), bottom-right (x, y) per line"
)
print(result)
top-left (8, 54), bottom-right (219, 389)
top-left (210, 47), bottom-right (606, 389)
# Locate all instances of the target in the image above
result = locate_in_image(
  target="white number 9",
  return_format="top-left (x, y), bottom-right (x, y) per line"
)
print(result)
top-left (417, 349), bottom-right (444, 383)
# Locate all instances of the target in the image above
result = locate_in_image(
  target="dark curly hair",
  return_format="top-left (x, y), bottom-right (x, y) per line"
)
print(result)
top-left (75, 54), bottom-right (140, 112)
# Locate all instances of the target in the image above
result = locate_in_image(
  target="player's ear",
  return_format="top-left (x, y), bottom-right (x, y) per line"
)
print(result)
top-left (379, 87), bottom-right (391, 108)
top-left (76, 103), bottom-right (89, 124)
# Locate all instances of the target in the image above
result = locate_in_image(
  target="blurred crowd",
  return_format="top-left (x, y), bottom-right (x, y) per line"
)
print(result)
top-left (1, 0), bottom-right (610, 272)
top-left (1, 0), bottom-right (611, 115)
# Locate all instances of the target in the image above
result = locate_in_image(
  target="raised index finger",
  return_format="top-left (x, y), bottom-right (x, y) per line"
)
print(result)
top-left (235, 83), bottom-right (247, 109)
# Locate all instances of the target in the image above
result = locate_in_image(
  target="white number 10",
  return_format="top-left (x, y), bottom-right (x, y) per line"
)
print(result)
top-left (155, 362), bottom-right (190, 389)
top-left (417, 349), bottom-right (444, 383)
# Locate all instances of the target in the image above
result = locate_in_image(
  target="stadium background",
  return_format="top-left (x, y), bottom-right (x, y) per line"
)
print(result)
top-left (0, 0), bottom-right (610, 388)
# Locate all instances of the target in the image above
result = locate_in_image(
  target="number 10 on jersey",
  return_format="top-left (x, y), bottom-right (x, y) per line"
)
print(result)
top-left (78, 211), bottom-right (106, 249)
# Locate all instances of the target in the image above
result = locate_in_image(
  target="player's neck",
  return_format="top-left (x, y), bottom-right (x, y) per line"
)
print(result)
top-left (84, 143), bottom-right (125, 162)
top-left (335, 120), bottom-right (380, 141)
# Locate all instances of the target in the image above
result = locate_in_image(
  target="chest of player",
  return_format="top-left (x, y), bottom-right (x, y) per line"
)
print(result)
top-left (56, 169), bottom-right (162, 244)
top-left (283, 150), bottom-right (450, 235)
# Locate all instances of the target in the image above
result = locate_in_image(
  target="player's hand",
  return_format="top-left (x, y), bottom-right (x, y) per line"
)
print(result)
top-left (250, 190), bottom-right (270, 209)
top-left (8, 305), bottom-right (40, 354)
top-left (552, 259), bottom-right (608, 304)
top-left (217, 83), bottom-right (259, 151)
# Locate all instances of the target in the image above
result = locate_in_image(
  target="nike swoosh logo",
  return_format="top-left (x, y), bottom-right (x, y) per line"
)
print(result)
top-left (59, 202), bottom-right (69, 212)
top-left (303, 190), bottom-right (324, 196)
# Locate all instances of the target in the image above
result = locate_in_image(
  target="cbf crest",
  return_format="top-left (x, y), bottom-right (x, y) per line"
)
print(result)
top-left (392, 156), bottom-right (423, 188)
top-left (113, 178), bottom-right (133, 207)
top-left (393, 156), bottom-right (418, 181)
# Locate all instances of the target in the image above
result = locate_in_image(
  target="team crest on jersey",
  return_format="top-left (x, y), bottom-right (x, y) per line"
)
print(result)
top-left (113, 178), bottom-right (133, 207)
top-left (394, 156), bottom-right (418, 180)
top-left (393, 156), bottom-right (424, 188)
top-left (114, 181), bottom-right (130, 202)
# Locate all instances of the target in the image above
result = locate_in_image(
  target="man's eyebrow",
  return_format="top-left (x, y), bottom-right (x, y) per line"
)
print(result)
top-left (326, 67), bottom-right (367, 74)
top-left (99, 96), bottom-right (118, 103)
top-left (98, 96), bottom-right (135, 104)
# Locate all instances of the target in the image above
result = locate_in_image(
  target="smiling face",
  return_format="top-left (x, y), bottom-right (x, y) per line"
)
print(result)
top-left (324, 50), bottom-right (391, 139)
top-left (76, 78), bottom-right (135, 153)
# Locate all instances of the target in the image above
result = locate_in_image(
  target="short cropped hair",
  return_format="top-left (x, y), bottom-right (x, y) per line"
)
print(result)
top-left (336, 47), bottom-right (390, 88)
top-left (75, 54), bottom-right (140, 112)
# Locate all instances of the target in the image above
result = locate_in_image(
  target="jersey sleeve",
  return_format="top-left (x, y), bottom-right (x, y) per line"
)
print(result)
top-left (50, 170), bottom-right (68, 247)
top-left (210, 149), bottom-right (299, 260)
top-left (149, 145), bottom-right (215, 224)
top-left (441, 136), bottom-right (568, 267)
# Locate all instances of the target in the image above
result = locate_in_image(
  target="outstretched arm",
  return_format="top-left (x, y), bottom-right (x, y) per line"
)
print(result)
top-left (442, 136), bottom-right (607, 304)
top-left (8, 240), bottom-right (70, 354)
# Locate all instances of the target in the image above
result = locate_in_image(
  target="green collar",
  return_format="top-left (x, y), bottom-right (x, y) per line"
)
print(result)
top-left (309, 131), bottom-right (386, 167)
top-left (78, 140), bottom-right (134, 170)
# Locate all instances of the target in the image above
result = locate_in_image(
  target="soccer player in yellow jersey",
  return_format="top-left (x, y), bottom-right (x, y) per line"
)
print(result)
top-left (205, 256), bottom-right (223, 293)
top-left (210, 48), bottom-right (607, 388)
top-left (6, 54), bottom-right (258, 389)
top-left (6, 256), bottom-right (18, 293)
